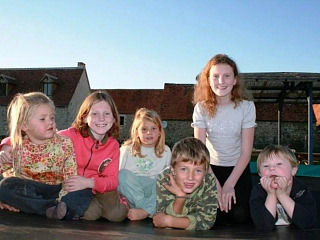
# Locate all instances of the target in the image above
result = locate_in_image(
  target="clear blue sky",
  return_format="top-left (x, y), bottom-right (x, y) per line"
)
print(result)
top-left (1, 0), bottom-right (320, 89)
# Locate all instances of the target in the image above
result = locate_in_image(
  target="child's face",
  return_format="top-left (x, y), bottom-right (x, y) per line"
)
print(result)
top-left (85, 100), bottom-right (115, 141)
top-left (22, 104), bottom-right (56, 144)
top-left (137, 120), bottom-right (160, 147)
top-left (209, 63), bottom-right (236, 99)
top-left (172, 161), bottom-right (206, 194)
top-left (259, 154), bottom-right (297, 183)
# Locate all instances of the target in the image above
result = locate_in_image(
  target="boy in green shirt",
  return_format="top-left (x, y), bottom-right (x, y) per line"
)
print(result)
top-left (153, 137), bottom-right (217, 230)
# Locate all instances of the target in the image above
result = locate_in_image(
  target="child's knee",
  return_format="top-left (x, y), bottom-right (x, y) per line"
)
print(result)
top-left (102, 203), bottom-right (128, 222)
top-left (118, 169), bottom-right (133, 183)
top-left (82, 198), bottom-right (102, 221)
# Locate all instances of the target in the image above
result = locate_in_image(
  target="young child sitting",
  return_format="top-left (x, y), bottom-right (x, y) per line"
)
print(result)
top-left (250, 145), bottom-right (317, 230)
top-left (0, 92), bottom-right (92, 219)
top-left (118, 108), bottom-right (171, 221)
top-left (153, 137), bottom-right (217, 230)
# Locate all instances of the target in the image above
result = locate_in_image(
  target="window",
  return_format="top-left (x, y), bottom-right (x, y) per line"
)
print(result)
top-left (41, 74), bottom-right (59, 97)
top-left (0, 74), bottom-right (15, 96)
top-left (0, 82), bottom-right (6, 96)
top-left (120, 116), bottom-right (125, 126)
top-left (43, 83), bottom-right (53, 96)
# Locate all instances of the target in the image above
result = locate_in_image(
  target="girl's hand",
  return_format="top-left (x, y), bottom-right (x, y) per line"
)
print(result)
top-left (163, 173), bottom-right (186, 197)
top-left (153, 212), bottom-right (170, 228)
top-left (0, 145), bottom-right (12, 164)
top-left (215, 179), bottom-right (224, 211)
top-left (64, 176), bottom-right (94, 192)
top-left (260, 176), bottom-right (276, 195)
top-left (0, 202), bottom-right (20, 212)
top-left (221, 182), bottom-right (236, 213)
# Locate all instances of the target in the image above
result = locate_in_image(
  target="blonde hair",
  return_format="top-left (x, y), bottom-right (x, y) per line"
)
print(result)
top-left (72, 90), bottom-right (120, 139)
top-left (257, 145), bottom-right (299, 172)
top-left (124, 108), bottom-right (165, 158)
top-left (7, 92), bottom-right (55, 170)
top-left (171, 137), bottom-right (210, 172)
top-left (193, 54), bottom-right (249, 117)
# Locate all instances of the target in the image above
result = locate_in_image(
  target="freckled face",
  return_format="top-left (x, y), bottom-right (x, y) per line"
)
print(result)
top-left (172, 161), bottom-right (206, 194)
top-left (85, 101), bottom-right (115, 141)
top-left (209, 64), bottom-right (237, 99)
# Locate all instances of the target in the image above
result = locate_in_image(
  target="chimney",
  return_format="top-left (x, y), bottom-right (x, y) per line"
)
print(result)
top-left (78, 62), bottom-right (86, 68)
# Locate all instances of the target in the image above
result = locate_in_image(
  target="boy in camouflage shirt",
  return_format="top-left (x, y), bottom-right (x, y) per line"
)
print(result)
top-left (153, 138), bottom-right (217, 230)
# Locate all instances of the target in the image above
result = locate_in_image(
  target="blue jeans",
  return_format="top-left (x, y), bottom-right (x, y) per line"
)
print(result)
top-left (0, 177), bottom-right (92, 217)
top-left (118, 169), bottom-right (157, 216)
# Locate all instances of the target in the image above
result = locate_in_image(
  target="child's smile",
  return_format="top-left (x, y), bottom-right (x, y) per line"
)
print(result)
top-left (172, 161), bottom-right (206, 194)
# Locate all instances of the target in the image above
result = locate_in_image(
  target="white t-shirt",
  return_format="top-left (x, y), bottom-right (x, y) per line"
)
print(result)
top-left (275, 203), bottom-right (291, 225)
top-left (192, 100), bottom-right (256, 166)
top-left (119, 144), bottom-right (171, 178)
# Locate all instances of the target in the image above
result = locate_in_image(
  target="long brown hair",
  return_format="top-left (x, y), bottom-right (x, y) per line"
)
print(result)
top-left (193, 54), bottom-right (249, 117)
top-left (72, 90), bottom-right (120, 139)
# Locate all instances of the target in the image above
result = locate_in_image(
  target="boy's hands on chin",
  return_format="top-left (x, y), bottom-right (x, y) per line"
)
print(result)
top-left (163, 173), bottom-right (186, 197)
top-left (275, 176), bottom-right (291, 196)
top-left (260, 176), bottom-right (276, 195)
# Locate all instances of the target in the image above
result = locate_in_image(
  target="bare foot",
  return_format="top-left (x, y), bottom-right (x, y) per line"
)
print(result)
top-left (127, 208), bottom-right (149, 221)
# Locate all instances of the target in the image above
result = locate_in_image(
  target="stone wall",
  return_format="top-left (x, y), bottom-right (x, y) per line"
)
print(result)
top-left (55, 106), bottom-right (69, 131)
top-left (255, 121), bottom-right (320, 152)
top-left (0, 106), bottom-right (8, 137)
top-left (117, 114), bottom-right (320, 152)
top-left (67, 71), bottom-right (91, 125)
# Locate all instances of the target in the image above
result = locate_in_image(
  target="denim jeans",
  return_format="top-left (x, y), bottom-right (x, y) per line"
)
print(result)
top-left (0, 177), bottom-right (92, 217)
top-left (118, 169), bottom-right (157, 217)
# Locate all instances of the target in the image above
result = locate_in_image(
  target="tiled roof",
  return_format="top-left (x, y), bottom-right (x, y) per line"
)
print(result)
top-left (0, 67), bottom-right (85, 106)
top-left (96, 83), bottom-right (195, 120)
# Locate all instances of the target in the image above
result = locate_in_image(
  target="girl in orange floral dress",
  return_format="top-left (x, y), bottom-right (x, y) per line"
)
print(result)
top-left (0, 92), bottom-right (92, 219)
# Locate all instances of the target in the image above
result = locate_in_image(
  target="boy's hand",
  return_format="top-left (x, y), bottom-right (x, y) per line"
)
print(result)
top-left (0, 145), bottom-right (13, 164)
top-left (153, 212), bottom-right (170, 228)
top-left (275, 176), bottom-right (290, 196)
top-left (163, 173), bottom-right (186, 197)
top-left (260, 176), bottom-right (276, 195)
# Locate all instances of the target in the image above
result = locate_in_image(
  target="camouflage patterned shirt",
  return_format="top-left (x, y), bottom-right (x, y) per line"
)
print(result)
top-left (156, 168), bottom-right (217, 230)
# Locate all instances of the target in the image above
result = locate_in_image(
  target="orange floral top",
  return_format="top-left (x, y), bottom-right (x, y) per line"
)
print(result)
top-left (0, 134), bottom-right (77, 186)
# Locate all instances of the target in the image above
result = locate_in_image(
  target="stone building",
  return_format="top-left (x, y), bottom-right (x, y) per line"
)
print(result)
top-left (1, 65), bottom-right (319, 156)
top-left (0, 62), bottom-right (91, 137)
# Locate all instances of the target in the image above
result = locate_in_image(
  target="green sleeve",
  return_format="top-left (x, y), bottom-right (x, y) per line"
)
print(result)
top-left (187, 173), bottom-right (218, 230)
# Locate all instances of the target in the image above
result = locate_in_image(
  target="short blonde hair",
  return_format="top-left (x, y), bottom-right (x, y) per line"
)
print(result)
top-left (7, 92), bottom-right (55, 152)
top-left (171, 137), bottom-right (210, 172)
top-left (257, 145), bottom-right (298, 172)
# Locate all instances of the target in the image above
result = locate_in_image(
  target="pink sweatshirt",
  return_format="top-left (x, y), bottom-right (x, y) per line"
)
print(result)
top-left (58, 127), bottom-right (120, 194)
